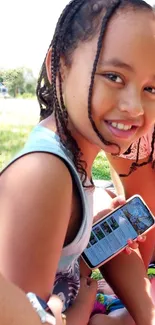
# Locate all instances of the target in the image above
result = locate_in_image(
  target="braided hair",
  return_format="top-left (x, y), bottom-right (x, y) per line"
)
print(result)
top-left (37, 0), bottom-right (153, 185)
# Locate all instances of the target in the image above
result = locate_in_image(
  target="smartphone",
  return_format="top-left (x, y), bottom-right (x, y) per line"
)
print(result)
top-left (81, 195), bottom-right (155, 269)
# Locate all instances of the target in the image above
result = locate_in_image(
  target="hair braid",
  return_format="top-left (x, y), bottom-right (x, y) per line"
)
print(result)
top-left (88, 0), bottom-right (121, 152)
top-left (37, 0), bottom-right (153, 185)
top-left (51, 0), bottom-right (89, 185)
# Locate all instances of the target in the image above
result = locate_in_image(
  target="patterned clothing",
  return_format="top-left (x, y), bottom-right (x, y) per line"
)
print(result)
top-left (53, 260), bottom-right (80, 312)
top-left (120, 125), bottom-right (155, 160)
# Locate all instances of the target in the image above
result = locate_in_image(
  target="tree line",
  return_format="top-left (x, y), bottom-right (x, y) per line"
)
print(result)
top-left (0, 67), bottom-right (37, 98)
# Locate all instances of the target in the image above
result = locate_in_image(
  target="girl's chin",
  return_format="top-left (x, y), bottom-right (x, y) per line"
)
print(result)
top-left (103, 144), bottom-right (120, 156)
top-left (103, 143), bottom-right (132, 156)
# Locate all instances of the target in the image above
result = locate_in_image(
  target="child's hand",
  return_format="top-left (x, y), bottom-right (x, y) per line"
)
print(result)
top-left (47, 295), bottom-right (65, 325)
top-left (125, 236), bottom-right (146, 255)
top-left (93, 195), bottom-right (125, 223)
top-left (75, 277), bottom-right (97, 310)
top-left (74, 277), bottom-right (97, 322)
top-left (64, 277), bottom-right (97, 325)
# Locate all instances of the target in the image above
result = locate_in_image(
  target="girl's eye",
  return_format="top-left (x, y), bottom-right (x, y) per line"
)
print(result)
top-left (145, 87), bottom-right (155, 94)
top-left (103, 73), bottom-right (123, 84)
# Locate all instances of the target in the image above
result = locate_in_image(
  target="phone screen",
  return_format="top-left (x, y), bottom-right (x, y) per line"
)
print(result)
top-left (82, 196), bottom-right (155, 268)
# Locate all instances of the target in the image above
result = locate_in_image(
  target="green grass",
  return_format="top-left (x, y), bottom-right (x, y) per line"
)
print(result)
top-left (0, 124), bottom-right (33, 169)
top-left (0, 126), bottom-right (111, 179)
top-left (0, 125), bottom-right (111, 179)
top-left (91, 268), bottom-right (103, 280)
top-left (92, 151), bottom-right (111, 180)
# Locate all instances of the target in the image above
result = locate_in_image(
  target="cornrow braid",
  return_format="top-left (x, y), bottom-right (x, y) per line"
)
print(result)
top-left (50, 1), bottom-right (89, 186)
top-left (88, 0), bottom-right (121, 151)
top-left (37, 0), bottom-right (153, 186)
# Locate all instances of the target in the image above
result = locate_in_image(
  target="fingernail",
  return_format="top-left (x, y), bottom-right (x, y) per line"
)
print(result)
top-left (118, 195), bottom-right (125, 202)
top-left (139, 235), bottom-right (146, 241)
top-left (126, 247), bottom-right (131, 255)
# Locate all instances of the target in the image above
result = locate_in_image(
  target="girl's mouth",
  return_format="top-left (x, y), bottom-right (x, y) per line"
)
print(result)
top-left (105, 120), bottom-right (138, 139)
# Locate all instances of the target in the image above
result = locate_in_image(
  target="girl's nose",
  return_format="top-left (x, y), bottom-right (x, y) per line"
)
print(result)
top-left (119, 88), bottom-right (144, 118)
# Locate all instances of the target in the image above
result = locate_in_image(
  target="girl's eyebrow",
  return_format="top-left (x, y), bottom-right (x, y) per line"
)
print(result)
top-left (99, 58), bottom-right (134, 72)
top-left (99, 59), bottom-right (155, 82)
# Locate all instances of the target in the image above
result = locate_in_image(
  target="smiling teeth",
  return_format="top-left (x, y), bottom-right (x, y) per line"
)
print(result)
top-left (110, 122), bottom-right (132, 131)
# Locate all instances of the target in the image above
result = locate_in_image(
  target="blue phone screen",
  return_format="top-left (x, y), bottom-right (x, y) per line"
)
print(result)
top-left (83, 197), bottom-right (154, 267)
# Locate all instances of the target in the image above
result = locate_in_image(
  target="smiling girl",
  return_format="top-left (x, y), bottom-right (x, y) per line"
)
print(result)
top-left (1, 1), bottom-right (155, 325)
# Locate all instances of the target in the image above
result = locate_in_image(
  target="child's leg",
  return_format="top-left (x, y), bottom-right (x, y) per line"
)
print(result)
top-left (139, 227), bottom-right (155, 269)
top-left (89, 308), bottom-right (135, 325)
top-left (97, 279), bottom-right (114, 295)
top-left (89, 314), bottom-right (118, 325)
top-left (151, 277), bottom-right (155, 305)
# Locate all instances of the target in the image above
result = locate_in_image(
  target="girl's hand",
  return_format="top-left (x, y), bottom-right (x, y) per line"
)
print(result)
top-left (125, 236), bottom-right (146, 255)
top-left (47, 295), bottom-right (65, 325)
top-left (93, 195), bottom-right (126, 223)
top-left (64, 277), bottom-right (97, 325)
top-left (75, 277), bottom-right (97, 310)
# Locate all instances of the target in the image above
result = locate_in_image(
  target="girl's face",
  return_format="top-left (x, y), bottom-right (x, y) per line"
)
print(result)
top-left (61, 9), bottom-right (155, 154)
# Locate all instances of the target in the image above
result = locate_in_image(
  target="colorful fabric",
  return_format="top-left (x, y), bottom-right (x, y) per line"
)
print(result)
top-left (92, 293), bottom-right (124, 316)
top-left (148, 262), bottom-right (155, 279)
top-left (92, 262), bottom-right (155, 316)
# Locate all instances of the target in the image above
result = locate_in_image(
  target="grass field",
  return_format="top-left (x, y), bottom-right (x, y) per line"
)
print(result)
top-left (0, 124), bottom-right (33, 168)
top-left (0, 99), bottom-right (111, 179)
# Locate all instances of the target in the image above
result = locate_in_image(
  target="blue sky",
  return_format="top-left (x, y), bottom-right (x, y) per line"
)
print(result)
top-left (1, 0), bottom-right (154, 77)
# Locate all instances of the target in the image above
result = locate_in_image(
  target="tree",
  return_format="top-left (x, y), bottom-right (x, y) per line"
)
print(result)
top-left (0, 68), bottom-right (25, 97)
top-left (0, 67), bottom-right (36, 97)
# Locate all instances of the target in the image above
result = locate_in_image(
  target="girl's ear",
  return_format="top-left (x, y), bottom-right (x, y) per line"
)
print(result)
top-left (45, 47), bottom-right (68, 89)
top-left (45, 47), bottom-right (52, 84)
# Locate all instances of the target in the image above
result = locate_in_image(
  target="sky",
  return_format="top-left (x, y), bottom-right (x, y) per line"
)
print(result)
top-left (1, 0), bottom-right (155, 77)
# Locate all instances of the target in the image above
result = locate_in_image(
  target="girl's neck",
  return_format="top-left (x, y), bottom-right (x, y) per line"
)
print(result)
top-left (68, 123), bottom-right (100, 179)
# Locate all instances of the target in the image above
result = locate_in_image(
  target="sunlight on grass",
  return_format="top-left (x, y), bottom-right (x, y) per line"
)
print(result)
top-left (0, 124), bottom-right (33, 169)
top-left (92, 151), bottom-right (111, 180)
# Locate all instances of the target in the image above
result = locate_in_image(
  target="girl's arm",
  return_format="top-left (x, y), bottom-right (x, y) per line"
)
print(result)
top-left (0, 153), bottom-right (73, 300)
top-left (0, 272), bottom-right (47, 325)
top-left (0, 153), bottom-right (98, 325)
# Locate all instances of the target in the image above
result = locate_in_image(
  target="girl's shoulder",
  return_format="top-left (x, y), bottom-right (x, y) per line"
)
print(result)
top-left (2, 125), bottom-right (77, 180)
